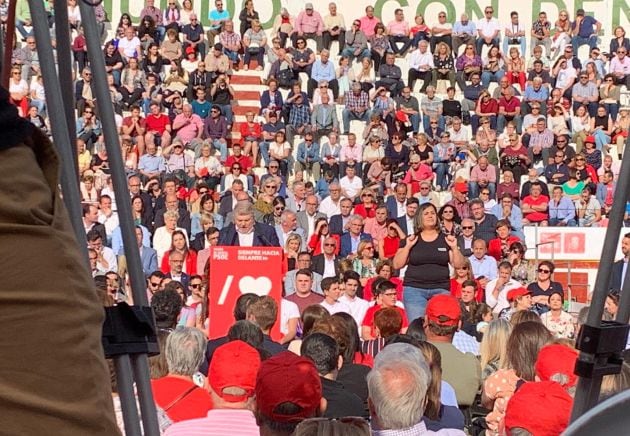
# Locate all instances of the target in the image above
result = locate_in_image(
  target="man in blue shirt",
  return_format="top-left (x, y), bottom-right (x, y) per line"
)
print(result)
top-left (571, 8), bottom-right (601, 57)
top-left (207, 0), bottom-right (230, 44)
top-left (308, 49), bottom-right (338, 99)
top-left (138, 142), bottom-right (166, 182)
top-left (548, 185), bottom-right (577, 226)
top-left (452, 13), bottom-right (476, 55)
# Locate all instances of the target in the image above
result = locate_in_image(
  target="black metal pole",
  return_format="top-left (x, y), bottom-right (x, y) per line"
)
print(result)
top-left (571, 134), bottom-right (630, 420)
top-left (27, 0), bottom-right (88, 262)
top-left (53, 2), bottom-right (78, 175)
top-left (114, 355), bottom-right (143, 436)
top-left (77, 2), bottom-right (160, 435)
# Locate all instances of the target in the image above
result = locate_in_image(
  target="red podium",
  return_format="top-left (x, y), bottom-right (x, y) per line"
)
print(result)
top-left (207, 246), bottom-right (284, 339)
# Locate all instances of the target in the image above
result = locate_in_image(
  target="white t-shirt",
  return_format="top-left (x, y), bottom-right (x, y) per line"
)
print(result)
top-left (320, 299), bottom-right (352, 316)
top-left (477, 18), bottom-right (500, 38)
top-left (118, 36), bottom-right (141, 58)
top-left (339, 294), bottom-right (370, 327)
top-left (280, 299), bottom-right (300, 335)
top-left (340, 175), bottom-right (363, 199)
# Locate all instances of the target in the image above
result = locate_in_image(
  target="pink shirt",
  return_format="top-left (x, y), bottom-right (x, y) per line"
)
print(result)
top-left (173, 113), bottom-right (204, 144)
top-left (360, 16), bottom-right (381, 37)
top-left (295, 11), bottom-right (324, 34)
top-left (470, 164), bottom-right (497, 183)
top-left (340, 143), bottom-right (363, 162)
top-left (387, 19), bottom-right (409, 36)
top-left (164, 409), bottom-right (259, 436)
top-left (364, 217), bottom-right (388, 243)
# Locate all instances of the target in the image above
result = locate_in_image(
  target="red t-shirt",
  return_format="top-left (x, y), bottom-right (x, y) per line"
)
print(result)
top-left (151, 376), bottom-right (213, 423)
top-left (225, 155), bottom-right (254, 173)
top-left (145, 114), bottom-right (171, 135)
top-left (522, 194), bottom-right (549, 222)
top-left (498, 96), bottom-right (520, 114)
top-left (122, 116), bottom-right (147, 137)
top-left (362, 304), bottom-right (409, 337)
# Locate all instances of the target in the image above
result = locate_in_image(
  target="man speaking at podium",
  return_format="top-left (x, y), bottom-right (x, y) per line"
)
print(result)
top-left (218, 203), bottom-right (280, 246)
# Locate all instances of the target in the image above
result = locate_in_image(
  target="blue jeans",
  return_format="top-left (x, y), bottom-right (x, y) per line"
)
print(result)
top-left (211, 139), bottom-right (228, 161)
top-left (340, 47), bottom-right (370, 63)
top-left (571, 35), bottom-right (598, 56)
top-left (476, 37), bottom-right (500, 55)
top-left (342, 108), bottom-right (370, 133)
top-left (403, 286), bottom-right (450, 322)
top-left (259, 141), bottom-right (270, 165)
top-left (433, 162), bottom-right (450, 190)
top-left (593, 129), bottom-right (610, 151)
top-left (481, 70), bottom-right (505, 89)
top-left (15, 20), bottom-right (30, 39)
top-left (502, 37), bottom-right (526, 57)
top-left (223, 48), bottom-right (240, 63)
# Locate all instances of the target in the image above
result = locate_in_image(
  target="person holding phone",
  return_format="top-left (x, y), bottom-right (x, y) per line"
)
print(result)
top-left (393, 203), bottom-right (466, 321)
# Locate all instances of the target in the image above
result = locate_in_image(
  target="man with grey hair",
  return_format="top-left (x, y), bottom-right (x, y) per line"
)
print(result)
top-left (152, 327), bottom-right (214, 422)
top-left (340, 214), bottom-right (372, 258)
top-left (286, 180), bottom-right (307, 212)
top-left (319, 181), bottom-right (343, 218)
top-left (452, 13), bottom-right (476, 55)
top-left (407, 40), bottom-right (433, 93)
top-left (218, 203), bottom-right (279, 246)
top-left (275, 209), bottom-right (306, 247)
top-left (308, 49), bottom-right (339, 99)
top-left (297, 194), bottom-right (326, 239)
top-left (224, 190), bottom-right (252, 226)
top-left (368, 343), bottom-right (465, 435)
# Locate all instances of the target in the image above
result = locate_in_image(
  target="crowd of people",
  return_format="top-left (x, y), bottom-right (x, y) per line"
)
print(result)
top-left (8, 0), bottom-right (630, 434)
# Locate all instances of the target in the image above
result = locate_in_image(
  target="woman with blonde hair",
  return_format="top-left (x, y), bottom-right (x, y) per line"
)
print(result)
top-left (352, 240), bottom-right (378, 286)
top-left (432, 41), bottom-right (455, 89)
top-left (283, 233), bottom-right (302, 270)
top-left (479, 319), bottom-right (512, 381)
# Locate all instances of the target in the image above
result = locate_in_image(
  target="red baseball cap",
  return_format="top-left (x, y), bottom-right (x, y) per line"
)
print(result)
top-left (507, 287), bottom-right (531, 302)
top-left (209, 340), bottom-right (261, 402)
top-left (185, 46), bottom-right (195, 55)
top-left (585, 135), bottom-right (596, 144)
top-left (453, 182), bottom-right (468, 193)
top-left (255, 351), bottom-right (322, 423)
top-left (535, 344), bottom-right (579, 388)
top-left (505, 381), bottom-right (573, 436)
top-left (425, 294), bottom-right (461, 326)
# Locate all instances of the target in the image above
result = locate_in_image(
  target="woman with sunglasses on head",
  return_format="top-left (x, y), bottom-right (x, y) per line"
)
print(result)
top-left (253, 177), bottom-right (278, 218)
top-left (526, 260), bottom-right (563, 313)
top-left (507, 241), bottom-right (534, 285)
top-left (449, 258), bottom-right (482, 301)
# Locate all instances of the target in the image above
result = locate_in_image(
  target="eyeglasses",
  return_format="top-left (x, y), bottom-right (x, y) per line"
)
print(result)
top-left (576, 158), bottom-right (585, 161)
top-left (269, 165), bottom-right (279, 169)
top-left (361, 193), bottom-right (373, 197)
top-left (85, 111), bottom-right (93, 114)
top-left (618, 51), bottom-right (627, 54)
top-left (430, 121), bottom-right (438, 125)
top-left (485, 10), bottom-right (493, 14)
top-left (306, 202), bottom-right (318, 206)
top-left (265, 185), bottom-right (276, 189)
top-left (442, 210), bottom-right (453, 214)
top-left (439, 14), bottom-right (446, 17)
top-left (149, 281), bottom-right (161, 287)
top-left (456, 266), bottom-right (469, 270)
top-left (481, 191), bottom-right (490, 195)
top-left (481, 121), bottom-right (489, 124)
top-left (364, 246), bottom-right (374, 250)
top-left (324, 243), bottom-right (336, 247)
top-left (538, 268), bottom-right (551, 273)
top-left (420, 187), bottom-right (430, 190)
top-left (190, 283), bottom-right (202, 288)
top-left (319, 85), bottom-right (328, 89)
top-left (12, 71), bottom-right (20, 75)
top-left (275, 206), bottom-right (285, 211)
top-left (232, 167), bottom-right (241, 170)
top-left (462, 226), bottom-right (474, 230)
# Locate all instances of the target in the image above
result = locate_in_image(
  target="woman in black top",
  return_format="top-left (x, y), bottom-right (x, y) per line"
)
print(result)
top-left (239, 0), bottom-right (259, 36)
top-left (393, 203), bottom-right (465, 322)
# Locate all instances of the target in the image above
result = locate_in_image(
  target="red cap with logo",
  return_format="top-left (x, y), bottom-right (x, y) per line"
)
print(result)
top-left (426, 294), bottom-right (461, 326)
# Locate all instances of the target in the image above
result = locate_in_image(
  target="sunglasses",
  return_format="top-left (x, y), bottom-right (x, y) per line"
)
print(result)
top-left (457, 266), bottom-right (469, 270)
top-left (538, 268), bottom-right (551, 273)
top-left (324, 243), bottom-right (336, 247)
top-left (462, 226), bottom-right (474, 230)
top-left (149, 281), bottom-right (161, 287)
top-left (275, 206), bottom-right (285, 211)
top-left (190, 283), bottom-right (202, 288)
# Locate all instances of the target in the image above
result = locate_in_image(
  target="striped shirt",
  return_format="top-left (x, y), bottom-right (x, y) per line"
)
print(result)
top-left (164, 409), bottom-right (259, 436)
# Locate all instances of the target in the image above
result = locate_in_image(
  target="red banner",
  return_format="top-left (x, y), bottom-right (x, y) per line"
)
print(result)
top-left (207, 246), bottom-right (284, 339)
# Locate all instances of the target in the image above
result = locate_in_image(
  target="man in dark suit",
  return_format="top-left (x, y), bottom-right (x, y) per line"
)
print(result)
top-left (82, 203), bottom-right (107, 244)
top-left (395, 197), bottom-right (419, 236)
top-left (386, 183), bottom-right (409, 218)
top-left (329, 197), bottom-right (354, 236)
top-left (611, 233), bottom-right (630, 291)
top-left (164, 250), bottom-right (190, 291)
top-left (311, 236), bottom-right (340, 278)
top-left (218, 204), bottom-right (280, 246)
top-left (339, 215), bottom-right (373, 258)
top-left (218, 179), bottom-right (246, 218)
